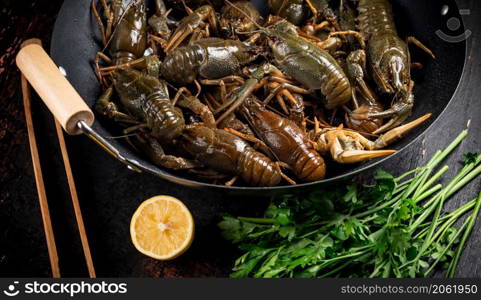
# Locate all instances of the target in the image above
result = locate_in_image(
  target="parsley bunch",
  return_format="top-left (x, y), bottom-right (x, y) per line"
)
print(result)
top-left (219, 131), bottom-right (481, 278)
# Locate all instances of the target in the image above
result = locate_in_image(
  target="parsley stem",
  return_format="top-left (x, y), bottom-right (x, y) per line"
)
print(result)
top-left (428, 130), bottom-right (468, 168)
top-left (355, 189), bottom-right (409, 218)
top-left (414, 159), bottom-right (481, 229)
top-left (405, 158), bottom-right (481, 269)
top-left (319, 247), bottom-right (372, 265)
top-left (446, 191), bottom-right (481, 278)
top-left (410, 130), bottom-right (468, 202)
top-left (414, 199), bottom-right (474, 240)
top-left (393, 178), bottom-right (415, 193)
top-left (445, 164), bottom-right (481, 199)
top-left (438, 199), bottom-right (476, 223)
top-left (237, 217), bottom-right (276, 224)
top-left (412, 193), bottom-right (447, 266)
top-left (424, 192), bottom-right (446, 242)
top-left (424, 151), bottom-right (442, 170)
top-left (412, 167), bottom-right (436, 200)
top-left (248, 227), bottom-right (278, 238)
top-left (369, 260), bottom-right (388, 278)
top-left (424, 215), bottom-right (471, 276)
top-left (414, 184), bottom-right (443, 204)
top-left (412, 193), bottom-right (448, 233)
top-left (431, 210), bottom-right (462, 243)
top-left (400, 170), bottom-right (429, 202)
top-left (338, 156), bottom-right (434, 219)
top-left (416, 166), bottom-right (449, 197)
top-left (354, 197), bottom-right (398, 218)
top-left (318, 259), bottom-right (356, 278)
top-left (395, 168), bottom-right (422, 182)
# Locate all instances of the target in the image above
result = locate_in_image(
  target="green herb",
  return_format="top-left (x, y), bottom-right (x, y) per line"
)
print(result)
top-left (464, 152), bottom-right (479, 166)
top-left (219, 130), bottom-right (481, 278)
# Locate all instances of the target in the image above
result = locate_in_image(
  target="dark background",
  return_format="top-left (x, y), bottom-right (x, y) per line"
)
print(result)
top-left (1, 0), bottom-right (480, 278)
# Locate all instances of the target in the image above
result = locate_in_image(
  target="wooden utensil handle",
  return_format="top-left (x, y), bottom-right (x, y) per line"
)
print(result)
top-left (16, 39), bottom-right (94, 135)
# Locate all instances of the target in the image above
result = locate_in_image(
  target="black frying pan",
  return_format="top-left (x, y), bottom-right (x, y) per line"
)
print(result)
top-left (45, 0), bottom-right (466, 194)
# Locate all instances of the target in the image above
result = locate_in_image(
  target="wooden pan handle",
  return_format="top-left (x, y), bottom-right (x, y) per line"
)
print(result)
top-left (16, 39), bottom-right (94, 135)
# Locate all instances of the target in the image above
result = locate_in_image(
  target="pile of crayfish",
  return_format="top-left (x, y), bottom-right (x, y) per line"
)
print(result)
top-left (92, 0), bottom-right (435, 187)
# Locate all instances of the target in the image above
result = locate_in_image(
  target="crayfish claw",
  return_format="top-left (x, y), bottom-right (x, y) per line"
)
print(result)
top-left (373, 113), bottom-right (432, 148)
top-left (334, 149), bottom-right (396, 164)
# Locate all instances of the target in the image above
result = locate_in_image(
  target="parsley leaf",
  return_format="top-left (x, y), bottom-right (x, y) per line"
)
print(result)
top-left (463, 152), bottom-right (479, 165)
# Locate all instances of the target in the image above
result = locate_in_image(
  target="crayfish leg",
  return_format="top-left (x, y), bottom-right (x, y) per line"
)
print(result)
top-left (275, 162), bottom-right (297, 185)
top-left (329, 30), bottom-right (366, 49)
top-left (223, 128), bottom-right (274, 159)
top-left (132, 134), bottom-right (199, 170)
top-left (91, 0), bottom-right (107, 45)
top-left (176, 95), bottom-right (217, 129)
top-left (165, 5), bottom-right (218, 52)
top-left (94, 86), bottom-right (138, 124)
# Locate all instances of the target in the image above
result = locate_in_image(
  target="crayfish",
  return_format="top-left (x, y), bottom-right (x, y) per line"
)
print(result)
top-left (89, 0), bottom-right (434, 186)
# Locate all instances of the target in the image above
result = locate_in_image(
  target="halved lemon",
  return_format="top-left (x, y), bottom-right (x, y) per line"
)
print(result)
top-left (130, 195), bottom-right (194, 260)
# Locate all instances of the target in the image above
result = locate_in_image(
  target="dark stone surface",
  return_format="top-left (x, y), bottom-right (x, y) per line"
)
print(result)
top-left (1, 0), bottom-right (480, 278)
